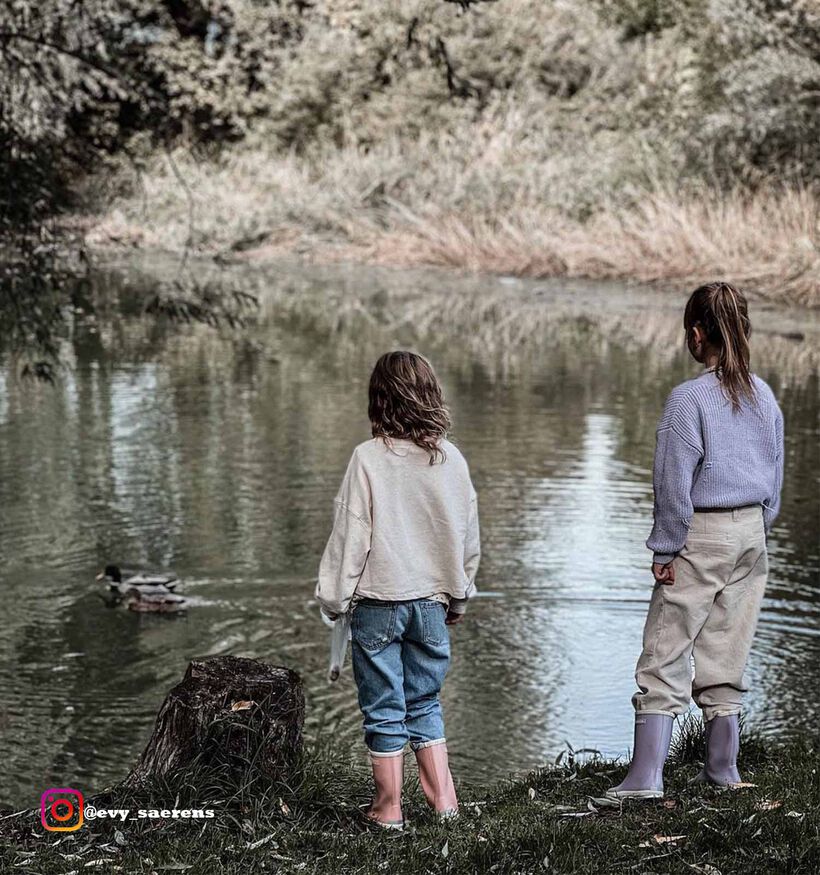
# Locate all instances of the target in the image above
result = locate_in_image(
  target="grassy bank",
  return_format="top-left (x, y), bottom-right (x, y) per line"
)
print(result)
top-left (86, 152), bottom-right (819, 306)
top-left (78, 0), bottom-right (819, 307)
top-left (3, 723), bottom-right (818, 874)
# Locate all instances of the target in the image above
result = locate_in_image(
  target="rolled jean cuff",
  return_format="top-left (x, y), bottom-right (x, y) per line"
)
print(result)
top-left (634, 707), bottom-right (677, 718)
top-left (703, 707), bottom-right (741, 722)
top-left (368, 747), bottom-right (405, 758)
top-left (410, 737), bottom-right (446, 751)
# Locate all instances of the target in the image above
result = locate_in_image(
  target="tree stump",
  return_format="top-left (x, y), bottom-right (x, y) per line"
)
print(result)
top-left (125, 656), bottom-right (304, 788)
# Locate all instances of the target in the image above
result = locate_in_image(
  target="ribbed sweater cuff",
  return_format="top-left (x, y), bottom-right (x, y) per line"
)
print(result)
top-left (653, 552), bottom-right (676, 566)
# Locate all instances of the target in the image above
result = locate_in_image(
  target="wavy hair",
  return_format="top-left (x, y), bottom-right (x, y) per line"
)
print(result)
top-left (684, 281), bottom-right (755, 410)
top-left (368, 351), bottom-right (451, 464)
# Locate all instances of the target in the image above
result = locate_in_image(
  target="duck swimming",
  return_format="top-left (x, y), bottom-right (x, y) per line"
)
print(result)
top-left (122, 586), bottom-right (188, 614)
top-left (96, 564), bottom-right (179, 595)
top-left (97, 564), bottom-right (188, 613)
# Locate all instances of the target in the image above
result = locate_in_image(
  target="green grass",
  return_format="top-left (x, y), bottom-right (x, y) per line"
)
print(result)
top-left (3, 723), bottom-right (818, 874)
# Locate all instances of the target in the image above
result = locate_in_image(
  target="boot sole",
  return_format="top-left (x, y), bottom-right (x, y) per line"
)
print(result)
top-left (366, 817), bottom-right (405, 831)
top-left (606, 789), bottom-right (664, 800)
top-left (361, 806), bottom-right (405, 831)
top-left (690, 769), bottom-right (746, 788)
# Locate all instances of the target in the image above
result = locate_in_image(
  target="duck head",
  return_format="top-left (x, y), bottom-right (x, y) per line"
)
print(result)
top-left (96, 564), bottom-right (123, 583)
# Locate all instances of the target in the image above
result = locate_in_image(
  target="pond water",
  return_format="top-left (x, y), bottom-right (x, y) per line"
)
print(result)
top-left (0, 256), bottom-right (818, 808)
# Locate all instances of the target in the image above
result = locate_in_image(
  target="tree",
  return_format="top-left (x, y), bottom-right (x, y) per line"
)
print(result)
top-left (0, 0), bottom-right (268, 378)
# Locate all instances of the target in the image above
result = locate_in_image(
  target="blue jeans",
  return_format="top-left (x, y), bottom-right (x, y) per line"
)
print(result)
top-left (351, 598), bottom-right (451, 754)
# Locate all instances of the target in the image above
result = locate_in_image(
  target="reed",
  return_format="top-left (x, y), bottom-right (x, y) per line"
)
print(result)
top-left (87, 145), bottom-right (819, 306)
top-left (372, 189), bottom-right (819, 306)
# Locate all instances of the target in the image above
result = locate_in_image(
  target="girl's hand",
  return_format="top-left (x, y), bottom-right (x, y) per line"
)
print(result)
top-left (320, 607), bottom-right (340, 623)
top-left (445, 610), bottom-right (465, 625)
top-left (652, 562), bottom-right (676, 584)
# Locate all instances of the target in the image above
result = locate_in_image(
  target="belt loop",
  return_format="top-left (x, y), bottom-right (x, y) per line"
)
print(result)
top-left (732, 508), bottom-right (739, 521)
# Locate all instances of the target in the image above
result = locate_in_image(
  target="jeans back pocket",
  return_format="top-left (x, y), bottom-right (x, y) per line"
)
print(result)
top-left (352, 603), bottom-right (396, 652)
top-left (420, 600), bottom-right (448, 647)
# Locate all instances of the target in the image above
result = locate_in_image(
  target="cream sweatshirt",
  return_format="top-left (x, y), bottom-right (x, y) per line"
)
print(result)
top-left (315, 437), bottom-right (480, 616)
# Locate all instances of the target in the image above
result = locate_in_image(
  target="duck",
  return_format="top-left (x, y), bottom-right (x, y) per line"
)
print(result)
top-left (96, 564), bottom-right (179, 596)
top-left (121, 586), bottom-right (188, 614)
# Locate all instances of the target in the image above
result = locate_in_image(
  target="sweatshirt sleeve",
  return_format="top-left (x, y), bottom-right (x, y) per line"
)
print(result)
top-left (763, 403), bottom-right (785, 533)
top-left (315, 451), bottom-right (372, 616)
top-left (450, 490), bottom-right (480, 614)
top-left (646, 387), bottom-right (704, 565)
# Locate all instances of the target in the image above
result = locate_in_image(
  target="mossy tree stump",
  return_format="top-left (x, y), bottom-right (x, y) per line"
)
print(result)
top-left (126, 656), bottom-right (304, 788)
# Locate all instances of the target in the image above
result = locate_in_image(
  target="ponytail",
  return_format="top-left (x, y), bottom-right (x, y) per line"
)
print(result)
top-left (684, 282), bottom-right (755, 410)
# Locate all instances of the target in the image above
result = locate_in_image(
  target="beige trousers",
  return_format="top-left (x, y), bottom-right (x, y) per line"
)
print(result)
top-left (634, 506), bottom-right (768, 722)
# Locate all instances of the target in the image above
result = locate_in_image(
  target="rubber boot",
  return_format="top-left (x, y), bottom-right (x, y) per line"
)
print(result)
top-left (698, 714), bottom-right (742, 786)
top-left (366, 752), bottom-right (404, 829)
top-left (607, 714), bottom-right (674, 800)
top-left (415, 743), bottom-right (459, 820)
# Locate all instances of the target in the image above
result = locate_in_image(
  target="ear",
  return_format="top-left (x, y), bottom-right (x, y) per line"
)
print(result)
top-left (690, 324), bottom-right (705, 346)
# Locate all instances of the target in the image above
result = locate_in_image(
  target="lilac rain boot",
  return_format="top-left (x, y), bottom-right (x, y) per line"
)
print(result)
top-left (415, 743), bottom-right (459, 820)
top-left (698, 715), bottom-right (742, 786)
top-left (607, 714), bottom-right (674, 800)
top-left (366, 753), bottom-right (405, 830)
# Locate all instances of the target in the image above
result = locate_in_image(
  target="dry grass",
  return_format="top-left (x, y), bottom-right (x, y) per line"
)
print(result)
top-left (76, 0), bottom-right (819, 306)
top-left (365, 188), bottom-right (819, 306)
top-left (87, 143), bottom-right (819, 307)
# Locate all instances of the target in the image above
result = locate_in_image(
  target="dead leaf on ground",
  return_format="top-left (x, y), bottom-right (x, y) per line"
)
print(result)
top-left (756, 799), bottom-right (782, 811)
top-left (528, 787), bottom-right (537, 800)
top-left (279, 798), bottom-right (291, 816)
top-left (728, 781), bottom-right (757, 789)
top-left (245, 834), bottom-right (278, 851)
top-left (231, 700), bottom-right (255, 711)
top-left (662, 799), bottom-right (677, 809)
top-left (638, 834), bottom-right (687, 848)
top-left (588, 796), bottom-right (620, 809)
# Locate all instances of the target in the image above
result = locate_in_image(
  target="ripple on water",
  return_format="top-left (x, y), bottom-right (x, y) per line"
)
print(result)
top-left (0, 268), bottom-right (817, 805)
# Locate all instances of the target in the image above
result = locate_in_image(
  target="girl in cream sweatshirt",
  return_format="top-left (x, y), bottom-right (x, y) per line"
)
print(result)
top-left (316, 350), bottom-right (479, 829)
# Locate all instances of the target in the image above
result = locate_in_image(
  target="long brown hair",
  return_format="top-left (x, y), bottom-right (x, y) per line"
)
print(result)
top-left (368, 351), bottom-right (451, 463)
top-left (684, 282), bottom-right (754, 410)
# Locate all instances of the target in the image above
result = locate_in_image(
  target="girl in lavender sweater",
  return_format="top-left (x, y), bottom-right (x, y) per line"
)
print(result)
top-left (609, 282), bottom-right (784, 800)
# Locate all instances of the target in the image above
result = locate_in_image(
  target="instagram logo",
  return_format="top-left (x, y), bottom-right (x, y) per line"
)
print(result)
top-left (40, 788), bottom-right (84, 832)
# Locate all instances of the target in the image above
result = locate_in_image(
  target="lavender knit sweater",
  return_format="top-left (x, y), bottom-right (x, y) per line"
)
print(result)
top-left (647, 369), bottom-right (785, 564)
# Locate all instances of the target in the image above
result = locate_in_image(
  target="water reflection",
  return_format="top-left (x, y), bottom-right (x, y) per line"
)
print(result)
top-left (0, 257), bottom-right (817, 807)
